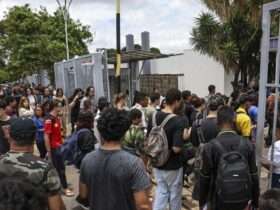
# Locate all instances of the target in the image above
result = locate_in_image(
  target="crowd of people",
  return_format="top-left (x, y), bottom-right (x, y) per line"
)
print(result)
top-left (0, 82), bottom-right (278, 210)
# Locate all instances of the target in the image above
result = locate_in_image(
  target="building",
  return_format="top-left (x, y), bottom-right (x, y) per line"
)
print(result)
top-left (150, 49), bottom-right (234, 97)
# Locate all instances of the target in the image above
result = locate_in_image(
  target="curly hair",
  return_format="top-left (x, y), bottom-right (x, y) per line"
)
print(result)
top-left (0, 176), bottom-right (48, 210)
top-left (97, 108), bottom-right (130, 141)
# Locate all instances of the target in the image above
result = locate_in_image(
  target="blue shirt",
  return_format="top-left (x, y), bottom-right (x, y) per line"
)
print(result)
top-left (248, 106), bottom-right (258, 124)
top-left (32, 116), bottom-right (44, 142)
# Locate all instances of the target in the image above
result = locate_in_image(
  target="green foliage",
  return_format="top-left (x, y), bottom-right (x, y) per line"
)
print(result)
top-left (191, 0), bottom-right (273, 88)
top-left (0, 4), bottom-right (93, 83)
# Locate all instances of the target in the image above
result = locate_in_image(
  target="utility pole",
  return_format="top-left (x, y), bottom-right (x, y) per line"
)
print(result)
top-left (56, 0), bottom-right (73, 60)
top-left (116, 0), bottom-right (121, 93)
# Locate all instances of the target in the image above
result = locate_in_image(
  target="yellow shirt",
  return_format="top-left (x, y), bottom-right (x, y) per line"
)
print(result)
top-left (236, 107), bottom-right (252, 137)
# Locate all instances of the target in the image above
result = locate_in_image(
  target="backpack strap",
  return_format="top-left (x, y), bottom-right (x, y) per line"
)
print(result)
top-left (214, 140), bottom-right (227, 154)
top-left (237, 137), bottom-right (247, 154)
top-left (152, 112), bottom-right (157, 127)
top-left (160, 114), bottom-right (176, 128)
top-left (197, 126), bottom-right (206, 144)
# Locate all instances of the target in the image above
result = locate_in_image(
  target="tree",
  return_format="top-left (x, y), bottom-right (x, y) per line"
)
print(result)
top-left (191, 0), bottom-right (273, 88)
top-left (0, 5), bottom-right (93, 83)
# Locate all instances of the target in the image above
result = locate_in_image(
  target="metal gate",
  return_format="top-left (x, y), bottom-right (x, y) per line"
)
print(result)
top-left (257, 0), bottom-right (280, 189)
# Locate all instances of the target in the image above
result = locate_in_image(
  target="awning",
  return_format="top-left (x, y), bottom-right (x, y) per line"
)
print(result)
top-left (107, 50), bottom-right (174, 64)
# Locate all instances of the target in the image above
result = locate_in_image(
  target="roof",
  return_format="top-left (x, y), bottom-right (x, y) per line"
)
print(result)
top-left (107, 50), bottom-right (172, 64)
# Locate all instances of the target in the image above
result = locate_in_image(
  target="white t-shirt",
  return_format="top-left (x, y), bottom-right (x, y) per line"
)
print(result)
top-left (268, 141), bottom-right (280, 174)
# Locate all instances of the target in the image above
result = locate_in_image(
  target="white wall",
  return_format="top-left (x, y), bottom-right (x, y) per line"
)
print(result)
top-left (150, 50), bottom-right (233, 97)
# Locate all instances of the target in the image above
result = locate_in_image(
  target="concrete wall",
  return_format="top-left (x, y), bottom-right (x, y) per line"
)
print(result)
top-left (150, 50), bottom-right (233, 97)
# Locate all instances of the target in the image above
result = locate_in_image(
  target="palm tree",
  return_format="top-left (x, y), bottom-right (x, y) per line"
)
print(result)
top-left (191, 0), bottom-right (273, 88)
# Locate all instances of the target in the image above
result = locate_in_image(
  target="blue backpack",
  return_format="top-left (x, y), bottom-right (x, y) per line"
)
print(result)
top-left (61, 128), bottom-right (94, 168)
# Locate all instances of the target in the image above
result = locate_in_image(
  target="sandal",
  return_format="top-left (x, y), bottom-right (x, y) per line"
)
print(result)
top-left (63, 188), bottom-right (75, 197)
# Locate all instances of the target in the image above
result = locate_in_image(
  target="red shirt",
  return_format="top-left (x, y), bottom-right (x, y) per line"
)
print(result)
top-left (44, 115), bottom-right (62, 149)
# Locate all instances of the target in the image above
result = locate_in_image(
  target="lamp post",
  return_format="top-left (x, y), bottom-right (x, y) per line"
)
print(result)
top-left (56, 0), bottom-right (73, 60)
top-left (116, 0), bottom-right (121, 93)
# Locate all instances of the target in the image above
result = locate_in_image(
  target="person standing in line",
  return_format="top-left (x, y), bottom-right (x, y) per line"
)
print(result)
top-left (44, 101), bottom-right (74, 197)
top-left (147, 88), bottom-right (185, 210)
top-left (78, 108), bottom-right (151, 210)
top-left (132, 92), bottom-right (149, 129)
top-left (190, 96), bottom-right (205, 126)
top-left (0, 176), bottom-right (48, 210)
top-left (34, 88), bottom-right (43, 105)
top-left (0, 100), bottom-right (11, 155)
top-left (43, 87), bottom-right (53, 104)
top-left (266, 119), bottom-right (280, 189)
top-left (114, 93), bottom-right (128, 111)
top-left (80, 86), bottom-right (95, 113)
top-left (94, 97), bottom-right (110, 147)
top-left (182, 90), bottom-right (194, 124)
top-left (0, 117), bottom-right (66, 210)
top-left (5, 96), bottom-right (17, 118)
top-left (145, 92), bottom-right (161, 122)
top-left (53, 88), bottom-right (68, 137)
top-left (259, 189), bottom-right (280, 210)
top-left (205, 85), bottom-right (216, 102)
top-left (190, 95), bottom-right (223, 201)
top-left (122, 109), bottom-right (145, 157)
top-left (26, 88), bottom-right (36, 110)
top-left (18, 96), bottom-right (34, 118)
top-left (69, 88), bottom-right (83, 133)
top-left (235, 94), bottom-right (252, 138)
top-left (32, 105), bottom-right (46, 159)
top-left (199, 106), bottom-right (259, 210)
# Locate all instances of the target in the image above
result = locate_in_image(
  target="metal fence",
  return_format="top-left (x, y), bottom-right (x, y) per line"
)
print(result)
top-left (54, 53), bottom-right (110, 100)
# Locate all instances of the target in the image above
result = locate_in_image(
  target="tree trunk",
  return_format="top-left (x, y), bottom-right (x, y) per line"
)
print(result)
top-left (232, 70), bottom-right (240, 91)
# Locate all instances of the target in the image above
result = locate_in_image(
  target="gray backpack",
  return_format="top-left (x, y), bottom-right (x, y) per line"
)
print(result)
top-left (144, 112), bottom-right (176, 167)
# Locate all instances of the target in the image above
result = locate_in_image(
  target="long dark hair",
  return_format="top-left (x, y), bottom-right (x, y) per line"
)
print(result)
top-left (69, 88), bottom-right (83, 103)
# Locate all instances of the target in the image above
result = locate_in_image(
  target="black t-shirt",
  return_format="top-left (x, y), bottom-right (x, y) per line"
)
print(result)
top-left (80, 149), bottom-right (150, 210)
top-left (0, 119), bottom-right (11, 154)
top-left (191, 117), bottom-right (219, 147)
top-left (147, 111), bottom-right (184, 170)
top-left (185, 102), bottom-right (195, 124)
top-left (70, 99), bottom-right (81, 122)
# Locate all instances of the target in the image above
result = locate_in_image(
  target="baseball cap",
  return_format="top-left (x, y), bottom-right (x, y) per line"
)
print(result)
top-left (10, 117), bottom-right (36, 142)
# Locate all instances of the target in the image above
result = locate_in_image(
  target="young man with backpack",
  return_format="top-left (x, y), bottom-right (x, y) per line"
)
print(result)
top-left (61, 111), bottom-right (96, 169)
top-left (191, 95), bottom-right (223, 200)
top-left (146, 88), bottom-right (184, 210)
top-left (199, 106), bottom-right (259, 210)
top-left (122, 109), bottom-right (145, 157)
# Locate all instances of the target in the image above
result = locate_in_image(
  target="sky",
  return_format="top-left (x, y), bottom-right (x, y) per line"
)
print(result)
top-left (0, 0), bottom-right (206, 53)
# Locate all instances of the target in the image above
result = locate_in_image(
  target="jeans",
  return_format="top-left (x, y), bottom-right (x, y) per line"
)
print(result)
top-left (153, 167), bottom-right (183, 210)
top-left (36, 140), bottom-right (47, 159)
top-left (51, 147), bottom-right (68, 189)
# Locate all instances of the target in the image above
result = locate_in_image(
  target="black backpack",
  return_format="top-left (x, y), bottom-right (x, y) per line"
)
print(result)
top-left (214, 139), bottom-right (252, 207)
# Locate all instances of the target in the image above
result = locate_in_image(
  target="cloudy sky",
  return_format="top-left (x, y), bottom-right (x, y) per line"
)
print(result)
top-left (0, 0), bottom-right (206, 53)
